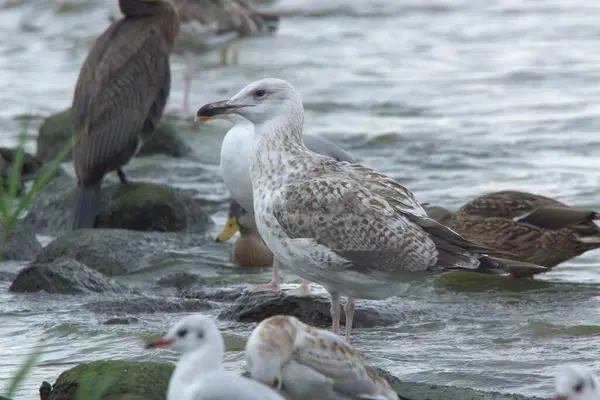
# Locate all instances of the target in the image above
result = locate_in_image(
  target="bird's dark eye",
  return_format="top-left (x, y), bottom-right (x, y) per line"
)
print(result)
top-left (254, 89), bottom-right (266, 98)
top-left (574, 380), bottom-right (584, 392)
top-left (177, 329), bottom-right (188, 338)
top-left (197, 331), bottom-right (204, 339)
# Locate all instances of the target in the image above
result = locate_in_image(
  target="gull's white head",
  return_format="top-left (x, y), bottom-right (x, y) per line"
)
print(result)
top-left (145, 314), bottom-right (224, 355)
top-left (195, 78), bottom-right (303, 127)
top-left (245, 315), bottom-right (299, 392)
top-left (554, 363), bottom-right (600, 400)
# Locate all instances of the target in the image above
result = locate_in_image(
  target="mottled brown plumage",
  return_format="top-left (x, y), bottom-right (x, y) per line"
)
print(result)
top-left (71, 0), bottom-right (180, 229)
top-left (423, 191), bottom-right (600, 277)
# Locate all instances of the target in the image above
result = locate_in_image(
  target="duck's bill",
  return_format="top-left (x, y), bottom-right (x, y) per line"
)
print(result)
top-left (215, 216), bottom-right (240, 243)
top-left (195, 100), bottom-right (247, 121)
top-left (145, 338), bottom-right (173, 349)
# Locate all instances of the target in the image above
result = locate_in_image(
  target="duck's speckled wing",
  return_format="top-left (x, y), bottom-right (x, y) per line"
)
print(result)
top-left (292, 327), bottom-right (398, 400)
top-left (458, 190), bottom-right (566, 219)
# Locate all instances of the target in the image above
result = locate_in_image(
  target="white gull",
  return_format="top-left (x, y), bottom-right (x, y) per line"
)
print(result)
top-left (245, 314), bottom-right (399, 400)
top-left (145, 313), bottom-right (285, 400)
top-left (197, 113), bottom-right (355, 296)
top-left (195, 78), bottom-right (542, 342)
top-left (554, 363), bottom-right (600, 400)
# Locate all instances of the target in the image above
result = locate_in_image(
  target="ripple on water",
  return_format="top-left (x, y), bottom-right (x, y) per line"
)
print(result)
top-left (2, 0), bottom-right (600, 397)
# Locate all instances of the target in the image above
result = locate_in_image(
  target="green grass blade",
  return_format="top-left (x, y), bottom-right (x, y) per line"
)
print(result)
top-left (6, 121), bottom-right (28, 205)
top-left (3, 344), bottom-right (43, 399)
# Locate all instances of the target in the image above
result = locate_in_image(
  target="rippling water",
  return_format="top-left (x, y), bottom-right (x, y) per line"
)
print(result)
top-left (1, 0), bottom-right (600, 398)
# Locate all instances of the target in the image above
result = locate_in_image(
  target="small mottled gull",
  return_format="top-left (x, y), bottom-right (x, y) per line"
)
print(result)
top-left (554, 363), bottom-right (600, 400)
top-left (196, 112), bottom-right (354, 295)
top-left (145, 314), bottom-right (284, 400)
top-left (195, 78), bottom-right (544, 341)
top-left (245, 314), bottom-right (399, 400)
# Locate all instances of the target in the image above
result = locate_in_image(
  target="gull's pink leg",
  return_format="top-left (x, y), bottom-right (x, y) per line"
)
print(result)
top-left (343, 297), bottom-right (355, 343)
top-left (181, 64), bottom-right (191, 115)
top-left (330, 292), bottom-right (341, 335)
top-left (286, 279), bottom-right (310, 296)
top-left (248, 258), bottom-right (281, 293)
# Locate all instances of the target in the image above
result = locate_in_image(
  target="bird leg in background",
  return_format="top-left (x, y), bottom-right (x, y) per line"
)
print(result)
top-left (181, 64), bottom-right (192, 114)
top-left (117, 169), bottom-right (129, 185)
top-left (231, 40), bottom-right (239, 65)
top-left (344, 297), bottom-right (355, 342)
top-left (219, 46), bottom-right (228, 65)
top-left (248, 258), bottom-right (281, 292)
top-left (330, 292), bottom-right (341, 335)
top-left (286, 279), bottom-right (310, 296)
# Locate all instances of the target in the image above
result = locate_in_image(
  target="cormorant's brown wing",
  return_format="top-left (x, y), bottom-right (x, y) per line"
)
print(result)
top-left (71, 21), bottom-right (170, 182)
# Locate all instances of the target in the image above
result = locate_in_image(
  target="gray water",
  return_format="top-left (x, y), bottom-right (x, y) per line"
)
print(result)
top-left (1, 0), bottom-right (600, 398)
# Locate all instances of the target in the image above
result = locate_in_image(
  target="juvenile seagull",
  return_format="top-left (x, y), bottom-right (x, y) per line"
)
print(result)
top-left (195, 78), bottom-right (547, 341)
top-left (199, 113), bottom-right (355, 296)
top-left (245, 315), bottom-right (399, 400)
top-left (146, 313), bottom-right (285, 400)
top-left (554, 363), bottom-right (600, 400)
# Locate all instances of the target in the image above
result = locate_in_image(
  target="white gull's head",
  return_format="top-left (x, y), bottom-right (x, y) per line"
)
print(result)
top-left (554, 363), bottom-right (600, 400)
top-left (196, 78), bottom-right (303, 128)
top-left (145, 314), bottom-right (224, 355)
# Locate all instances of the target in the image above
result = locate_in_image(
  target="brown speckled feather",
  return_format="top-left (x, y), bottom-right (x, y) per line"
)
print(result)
top-left (274, 158), bottom-right (513, 275)
top-left (424, 191), bottom-right (600, 271)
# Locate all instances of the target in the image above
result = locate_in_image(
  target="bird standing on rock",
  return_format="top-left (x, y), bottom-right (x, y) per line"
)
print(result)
top-left (196, 78), bottom-right (547, 342)
top-left (71, 0), bottom-right (180, 229)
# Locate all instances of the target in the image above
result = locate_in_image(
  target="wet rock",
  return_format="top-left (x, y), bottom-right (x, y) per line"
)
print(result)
top-left (39, 381), bottom-right (51, 400)
top-left (0, 147), bottom-right (43, 185)
top-left (19, 175), bottom-right (215, 236)
top-left (84, 297), bottom-right (212, 314)
top-left (8, 259), bottom-right (129, 294)
top-left (46, 360), bottom-right (543, 400)
top-left (47, 360), bottom-right (174, 400)
top-left (218, 291), bottom-right (403, 328)
top-left (96, 182), bottom-right (214, 233)
top-left (31, 229), bottom-right (212, 276)
top-left (103, 317), bottom-right (139, 325)
top-left (0, 220), bottom-right (42, 261)
top-left (36, 108), bottom-right (194, 164)
top-left (156, 272), bottom-right (206, 290)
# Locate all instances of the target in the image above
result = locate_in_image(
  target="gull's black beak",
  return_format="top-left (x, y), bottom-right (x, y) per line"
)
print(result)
top-left (195, 100), bottom-right (247, 122)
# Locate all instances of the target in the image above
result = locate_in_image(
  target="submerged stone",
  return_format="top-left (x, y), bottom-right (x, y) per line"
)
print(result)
top-left (19, 175), bottom-right (215, 236)
top-left (45, 360), bottom-right (544, 400)
top-left (47, 360), bottom-right (174, 400)
top-left (31, 229), bottom-right (213, 276)
top-left (36, 108), bottom-right (194, 164)
top-left (9, 258), bottom-right (130, 294)
top-left (218, 291), bottom-right (404, 328)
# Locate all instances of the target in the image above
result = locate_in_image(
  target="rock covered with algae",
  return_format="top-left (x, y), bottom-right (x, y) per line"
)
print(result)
top-left (19, 175), bottom-right (215, 236)
top-left (36, 108), bottom-right (194, 164)
top-left (44, 360), bottom-right (544, 400)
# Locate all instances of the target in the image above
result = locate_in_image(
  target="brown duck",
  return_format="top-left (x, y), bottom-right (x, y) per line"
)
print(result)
top-left (216, 200), bottom-right (273, 267)
top-left (423, 190), bottom-right (600, 277)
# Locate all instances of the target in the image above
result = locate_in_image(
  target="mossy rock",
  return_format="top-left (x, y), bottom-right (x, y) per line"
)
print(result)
top-left (48, 360), bottom-right (174, 400)
top-left (36, 108), bottom-right (194, 164)
top-left (96, 183), bottom-right (214, 233)
top-left (19, 177), bottom-right (214, 236)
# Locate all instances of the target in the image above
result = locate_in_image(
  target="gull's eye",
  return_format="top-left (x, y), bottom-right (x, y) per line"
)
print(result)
top-left (574, 380), bottom-right (584, 392)
top-left (197, 331), bottom-right (204, 339)
top-left (254, 89), bottom-right (266, 98)
top-left (177, 329), bottom-right (188, 338)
